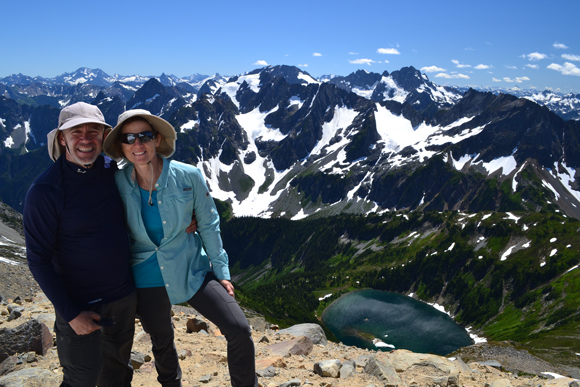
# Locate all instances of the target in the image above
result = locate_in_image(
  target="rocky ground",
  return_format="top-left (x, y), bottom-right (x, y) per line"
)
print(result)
top-left (1, 288), bottom-right (579, 387)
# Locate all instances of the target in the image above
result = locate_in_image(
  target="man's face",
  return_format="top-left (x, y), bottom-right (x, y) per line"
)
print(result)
top-left (59, 123), bottom-right (105, 167)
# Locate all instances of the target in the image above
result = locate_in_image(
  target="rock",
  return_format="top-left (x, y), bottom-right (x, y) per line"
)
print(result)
top-left (6, 307), bottom-right (23, 322)
top-left (314, 359), bottom-right (342, 378)
top-left (186, 317), bottom-right (210, 333)
top-left (199, 374), bottom-right (212, 383)
top-left (451, 356), bottom-right (474, 374)
top-left (389, 349), bottom-right (459, 374)
top-left (256, 365), bottom-right (278, 378)
top-left (488, 379), bottom-right (512, 387)
top-left (340, 360), bottom-right (356, 378)
top-left (266, 336), bottom-right (313, 357)
top-left (363, 355), bottom-right (403, 386)
top-left (34, 313), bottom-right (55, 331)
top-left (0, 319), bottom-right (52, 362)
top-left (130, 351), bottom-right (151, 369)
top-left (259, 335), bottom-right (270, 343)
top-left (545, 378), bottom-right (580, 386)
top-left (256, 356), bottom-right (287, 369)
top-left (480, 360), bottom-right (503, 369)
top-left (280, 378), bottom-right (301, 387)
top-left (0, 356), bottom-right (18, 376)
top-left (178, 349), bottom-right (191, 360)
top-left (0, 368), bottom-right (61, 386)
top-left (248, 316), bottom-right (268, 332)
top-left (278, 323), bottom-right (328, 345)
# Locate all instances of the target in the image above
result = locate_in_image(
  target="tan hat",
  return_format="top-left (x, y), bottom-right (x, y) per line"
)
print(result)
top-left (103, 109), bottom-right (176, 160)
top-left (47, 102), bottom-right (111, 162)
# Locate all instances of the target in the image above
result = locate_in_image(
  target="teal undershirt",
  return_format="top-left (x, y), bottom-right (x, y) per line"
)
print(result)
top-left (132, 188), bottom-right (165, 288)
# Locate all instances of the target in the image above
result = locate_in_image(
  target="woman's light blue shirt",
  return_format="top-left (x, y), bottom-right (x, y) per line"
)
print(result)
top-left (115, 156), bottom-right (230, 305)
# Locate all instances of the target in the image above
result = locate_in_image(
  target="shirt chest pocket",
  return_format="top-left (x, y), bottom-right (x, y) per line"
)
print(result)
top-left (162, 188), bottom-right (194, 211)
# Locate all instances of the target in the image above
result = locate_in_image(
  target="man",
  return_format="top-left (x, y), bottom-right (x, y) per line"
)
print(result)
top-left (23, 102), bottom-right (136, 387)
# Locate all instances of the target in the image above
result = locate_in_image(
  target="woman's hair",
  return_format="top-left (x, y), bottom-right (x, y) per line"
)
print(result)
top-left (114, 116), bottom-right (157, 158)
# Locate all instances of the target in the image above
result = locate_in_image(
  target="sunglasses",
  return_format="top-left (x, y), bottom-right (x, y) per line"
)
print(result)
top-left (120, 131), bottom-right (156, 145)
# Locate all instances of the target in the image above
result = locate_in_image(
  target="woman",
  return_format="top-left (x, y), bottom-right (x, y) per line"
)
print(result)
top-left (103, 109), bottom-right (257, 387)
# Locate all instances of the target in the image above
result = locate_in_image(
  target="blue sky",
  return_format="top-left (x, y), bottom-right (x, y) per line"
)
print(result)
top-left (2, 0), bottom-right (580, 93)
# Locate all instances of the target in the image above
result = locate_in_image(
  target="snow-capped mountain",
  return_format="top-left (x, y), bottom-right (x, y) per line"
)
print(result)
top-left (1, 65), bottom-right (580, 223)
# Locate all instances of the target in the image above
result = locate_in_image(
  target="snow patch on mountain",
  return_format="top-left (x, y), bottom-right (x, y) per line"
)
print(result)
top-left (310, 106), bottom-right (359, 156)
top-left (221, 73), bottom-right (261, 109)
top-left (380, 76), bottom-right (408, 103)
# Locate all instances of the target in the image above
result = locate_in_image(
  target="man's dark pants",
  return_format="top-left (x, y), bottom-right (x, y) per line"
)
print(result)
top-left (54, 290), bottom-right (137, 387)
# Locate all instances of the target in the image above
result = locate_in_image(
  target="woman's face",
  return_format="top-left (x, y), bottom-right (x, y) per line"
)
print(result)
top-left (120, 120), bottom-right (161, 166)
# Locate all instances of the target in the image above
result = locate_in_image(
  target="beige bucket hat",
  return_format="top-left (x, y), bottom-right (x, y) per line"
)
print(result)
top-left (103, 109), bottom-right (176, 160)
top-left (47, 102), bottom-right (111, 162)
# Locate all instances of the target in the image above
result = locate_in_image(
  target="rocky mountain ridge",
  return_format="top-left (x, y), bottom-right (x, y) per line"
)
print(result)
top-left (1, 65), bottom-right (580, 223)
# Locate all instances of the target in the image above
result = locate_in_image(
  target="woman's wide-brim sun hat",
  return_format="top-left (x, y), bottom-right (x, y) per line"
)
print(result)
top-left (103, 109), bottom-right (177, 160)
top-left (47, 102), bottom-right (112, 162)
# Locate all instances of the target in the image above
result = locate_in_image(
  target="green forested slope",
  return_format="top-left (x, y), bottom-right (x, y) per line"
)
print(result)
top-left (221, 208), bottom-right (580, 366)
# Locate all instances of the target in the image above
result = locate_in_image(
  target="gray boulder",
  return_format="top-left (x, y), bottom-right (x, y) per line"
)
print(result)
top-left (266, 336), bottom-right (314, 357)
top-left (0, 320), bottom-right (53, 362)
top-left (278, 323), bottom-right (327, 345)
top-left (314, 359), bottom-right (342, 378)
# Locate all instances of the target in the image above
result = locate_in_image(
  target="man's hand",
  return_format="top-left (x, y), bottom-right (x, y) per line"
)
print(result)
top-left (186, 211), bottom-right (198, 233)
top-left (219, 279), bottom-right (235, 298)
top-left (68, 311), bottom-right (102, 335)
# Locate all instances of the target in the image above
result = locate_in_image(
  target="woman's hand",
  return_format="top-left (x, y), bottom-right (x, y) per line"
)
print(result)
top-left (219, 279), bottom-right (235, 298)
top-left (186, 211), bottom-right (198, 233)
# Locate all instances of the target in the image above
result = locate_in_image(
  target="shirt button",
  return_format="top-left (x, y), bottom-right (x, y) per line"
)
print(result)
top-left (166, 284), bottom-right (169, 287)
top-left (158, 200), bottom-right (162, 204)
top-left (160, 266), bottom-right (164, 270)
top-left (155, 247), bottom-right (158, 251)
top-left (163, 221), bottom-right (167, 224)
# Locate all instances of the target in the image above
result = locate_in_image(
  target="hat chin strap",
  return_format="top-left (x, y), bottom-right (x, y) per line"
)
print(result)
top-left (63, 139), bottom-right (94, 169)
top-left (147, 160), bottom-right (154, 206)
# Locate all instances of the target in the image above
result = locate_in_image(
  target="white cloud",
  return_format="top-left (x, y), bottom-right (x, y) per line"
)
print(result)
top-left (474, 64), bottom-right (491, 70)
top-left (525, 64), bottom-right (539, 69)
top-left (525, 52), bottom-right (547, 61)
top-left (505, 65), bottom-right (517, 70)
top-left (435, 73), bottom-right (470, 79)
top-left (298, 64), bottom-right (308, 67)
top-left (377, 48), bottom-right (400, 55)
top-left (554, 42), bottom-right (568, 49)
top-left (452, 59), bottom-right (471, 68)
top-left (464, 47), bottom-right (475, 51)
top-left (421, 66), bottom-right (446, 73)
top-left (562, 54), bottom-right (580, 62)
top-left (548, 62), bottom-right (580, 76)
top-left (492, 78), bottom-right (502, 82)
top-left (254, 60), bottom-right (269, 66)
top-left (313, 53), bottom-right (322, 57)
top-left (503, 76), bottom-right (531, 83)
top-left (350, 59), bottom-right (376, 66)
top-left (348, 52), bottom-right (358, 55)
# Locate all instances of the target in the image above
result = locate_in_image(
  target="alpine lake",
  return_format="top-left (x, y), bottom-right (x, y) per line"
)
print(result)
top-left (321, 289), bottom-right (474, 356)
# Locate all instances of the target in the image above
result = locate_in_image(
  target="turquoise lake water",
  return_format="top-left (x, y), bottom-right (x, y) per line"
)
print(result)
top-left (321, 289), bottom-right (473, 356)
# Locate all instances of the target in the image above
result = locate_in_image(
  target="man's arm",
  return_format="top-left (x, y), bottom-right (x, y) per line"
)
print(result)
top-left (23, 183), bottom-right (84, 324)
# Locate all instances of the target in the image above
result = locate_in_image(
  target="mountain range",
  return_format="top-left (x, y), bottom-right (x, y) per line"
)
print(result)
top-left (2, 65), bottom-right (580, 371)
top-left (1, 65), bottom-right (580, 221)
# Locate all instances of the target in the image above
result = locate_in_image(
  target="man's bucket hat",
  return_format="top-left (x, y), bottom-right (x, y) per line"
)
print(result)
top-left (47, 102), bottom-right (111, 161)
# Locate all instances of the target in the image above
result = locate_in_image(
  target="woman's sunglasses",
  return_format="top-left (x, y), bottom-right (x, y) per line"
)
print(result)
top-left (120, 131), bottom-right (156, 145)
